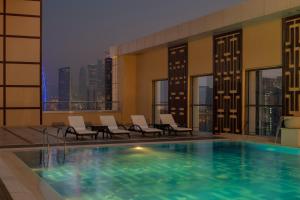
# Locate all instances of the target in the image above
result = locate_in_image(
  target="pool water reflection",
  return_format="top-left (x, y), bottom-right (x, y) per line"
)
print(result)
top-left (16, 141), bottom-right (300, 200)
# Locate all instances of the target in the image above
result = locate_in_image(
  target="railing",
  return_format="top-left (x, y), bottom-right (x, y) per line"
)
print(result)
top-left (42, 125), bottom-right (67, 168)
top-left (43, 101), bottom-right (119, 112)
top-left (275, 116), bottom-right (284, 144)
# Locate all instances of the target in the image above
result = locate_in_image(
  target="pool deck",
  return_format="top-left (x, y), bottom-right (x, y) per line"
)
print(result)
top-left (0, 127), bottom-right (278, 200)
top-left (0, 126), bottom-right (277, 149)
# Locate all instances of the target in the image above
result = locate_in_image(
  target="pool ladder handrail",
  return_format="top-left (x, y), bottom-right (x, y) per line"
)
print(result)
top-left (42, 126), bottom-right (67, 167)
top-left (275, 116), bottom-right (284, 144)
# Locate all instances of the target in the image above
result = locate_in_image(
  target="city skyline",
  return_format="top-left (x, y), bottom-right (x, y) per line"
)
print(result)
top-left (45, 59), bottom-right (109, 111)
top-left (42, 0), bottom-right (243, 102)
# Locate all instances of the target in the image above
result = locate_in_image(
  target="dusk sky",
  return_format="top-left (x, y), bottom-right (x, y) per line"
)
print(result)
top-left (43, 0), bottom-right (243, 97)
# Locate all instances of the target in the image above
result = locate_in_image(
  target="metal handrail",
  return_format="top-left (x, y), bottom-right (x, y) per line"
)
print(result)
top-left (41, 126), bottom-right (67, 168)
top-left (275, 116), bottom-right (285, 144)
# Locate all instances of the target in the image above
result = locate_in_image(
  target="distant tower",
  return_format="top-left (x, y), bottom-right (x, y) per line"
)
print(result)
top-left (105, 57), bottom-right (113, 110)
top-left (96, 60), bottom-right (105, 103)
top-left (87, 64), bottom-right (98, 109)
top-left (78, 66), bottom-right (87, 103)
top-left (58, 67), bottom-right (71, 110)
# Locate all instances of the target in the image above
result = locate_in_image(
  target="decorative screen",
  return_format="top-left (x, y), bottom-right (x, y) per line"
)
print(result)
top-left (283, 15), bottom-right (300, 116)
top-left (213, 30), bottom-right (242, 134)
top-left (168, 44), bottom-right (188, 126)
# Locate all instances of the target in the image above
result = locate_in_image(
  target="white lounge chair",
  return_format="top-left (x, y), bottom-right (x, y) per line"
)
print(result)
top-left (66, 116), bottom-right (99, 140)
top-left (130, 115), bottom-right (162, 136)
top-left (160, 114), bottom-right (193, 136)
top-left (100, 116), bottom-right (131, 138)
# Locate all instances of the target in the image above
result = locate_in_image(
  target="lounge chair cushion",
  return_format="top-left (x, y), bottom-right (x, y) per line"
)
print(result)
top-left (68, 116), bottom-right (87, 131)
top-left (110, 129), bottom-right (130, 134)
top-left (100, 115), bottom-right (119, 130)
top-left (131, 115), bottom-right (149, 129)
top-left (172, 127), bottom-right (192, 132)
top-left (77, 130), bottom-right (98, 135)
top-left (142, 128), bottom-right (162, 133)
top-left (160, 114), bottom-right (178, 127)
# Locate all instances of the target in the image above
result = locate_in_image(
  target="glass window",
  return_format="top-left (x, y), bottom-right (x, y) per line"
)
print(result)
top-left (192, 75), bottom-right (213, 132)
top-left (246, 68), bottom-right (282, 136)
top-left (153, 80), bottom-right (168, 124)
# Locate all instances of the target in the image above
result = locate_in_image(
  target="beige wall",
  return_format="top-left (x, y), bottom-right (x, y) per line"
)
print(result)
top-left (118, 55), bottom-right (137, 123)
top-left (188, 36), bottom-right (213, 76)
top-left (136, 46), bottom-right (168, 123)
top-left (243, 18), bottom-right (282, 69)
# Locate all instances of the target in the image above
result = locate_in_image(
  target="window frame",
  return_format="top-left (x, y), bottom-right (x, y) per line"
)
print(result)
top-left (191, 73), bottom-right (213, 132)
top-left (152, 79), bottom-right (168, 124)
top-left (245, 66), bottom-right (283, 136)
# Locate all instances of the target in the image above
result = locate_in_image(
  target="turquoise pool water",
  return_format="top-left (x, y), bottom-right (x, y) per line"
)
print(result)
top-left (16, 141), bottom-right (300, 200)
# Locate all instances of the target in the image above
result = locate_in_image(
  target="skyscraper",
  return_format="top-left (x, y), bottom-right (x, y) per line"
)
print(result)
top-left (85, 60), bottom-right (106, 110)
top-left (96, 60), bottom-right (105, 100)
top-left (87, 64), bottom-right (98, 109)
top-left (58, 67), bottom-right (71, 110)
top-left (104, 57), bottom-right (112, 110)
top-left (79, 66), bottom-right (88, 101)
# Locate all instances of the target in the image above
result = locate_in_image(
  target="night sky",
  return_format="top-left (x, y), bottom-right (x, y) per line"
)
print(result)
top-left (43, 0), bottom-right (243, 97)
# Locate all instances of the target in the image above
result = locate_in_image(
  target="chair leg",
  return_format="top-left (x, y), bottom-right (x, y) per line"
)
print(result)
top-left (76, 135), bottom-right (78, 140)
top-left (128, 133), bottom-right (131, 139)
top-left (190, 131), bottom-right (193, 136)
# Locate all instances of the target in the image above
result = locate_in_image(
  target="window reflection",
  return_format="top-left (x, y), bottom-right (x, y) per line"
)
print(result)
top-left (192, 75), bottom-right (213, 132)
top-left (246, 68), bottom-right (282, 136)
top-left (153, 80), bottom-right (169, 124)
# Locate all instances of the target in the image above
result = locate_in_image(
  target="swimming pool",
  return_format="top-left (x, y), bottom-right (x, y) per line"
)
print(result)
top-left (16, 141), bottom-right (300, 200)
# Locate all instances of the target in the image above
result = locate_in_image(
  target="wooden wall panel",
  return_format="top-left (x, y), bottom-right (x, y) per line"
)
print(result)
top-left (7, 16), bottom-right (40, 36)
top-left (283, 15), bottom-right (300, 116)
top-left (1, 0), bottom-right (42, 126)
top-left (6, 64), bottom-right (40, 85)
top-left (0, 64), bottom-right (3, 84)
top-left (6, 0), bottom-right (40, 15)
top-left (6, 38), bottom-right (40, 62)
top-left (213, 30), bottom-right (242, 134)
top-left (0, 87), bottom-right (3, 107)
top-left (6, 110), bottom-right (40, 126)
top-left (6, 88), bottom-right (40, 107)
top-left (168, 43), bottom-right (188, 126)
